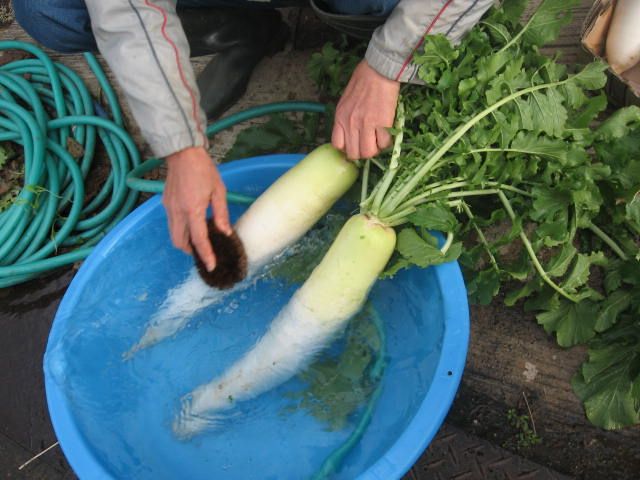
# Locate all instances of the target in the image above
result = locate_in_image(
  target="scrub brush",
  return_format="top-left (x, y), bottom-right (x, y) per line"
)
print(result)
top-left (192, 220), bottom-right (248, 289)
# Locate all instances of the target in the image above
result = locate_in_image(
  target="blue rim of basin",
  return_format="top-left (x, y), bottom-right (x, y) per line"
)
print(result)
top-left (44, 154), bottom-right (470, 480)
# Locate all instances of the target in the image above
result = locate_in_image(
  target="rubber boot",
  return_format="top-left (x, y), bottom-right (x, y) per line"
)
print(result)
top-left (178, 8), bottom-right (289, 119)
top-left (309, 0), bottom-right (386, 40)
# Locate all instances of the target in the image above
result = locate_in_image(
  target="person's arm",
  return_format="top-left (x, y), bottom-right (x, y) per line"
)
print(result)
top-left (84, 0), bottom-right (230, 272)
top-left (333, 0), bottom-right (495, 160)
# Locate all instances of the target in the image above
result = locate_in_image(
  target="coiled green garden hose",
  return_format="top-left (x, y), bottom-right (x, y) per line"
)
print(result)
top-left (0, 41), bottom-right (140, 287)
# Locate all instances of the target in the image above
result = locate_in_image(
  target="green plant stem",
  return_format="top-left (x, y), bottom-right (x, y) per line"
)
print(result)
top-left (370, 162), bottom-right (398, 213)
top-left (380, 189), bottom-right (499, 225)
top-left (361, 181), bottom-right (381, 211)
top-left (447, 189), bottom-right (500, 199)
top-left (384, 185), bottom-right (531, 226)
top-left (379, 78), bottom-right (567, 217)
top-left (467, 147), bottom-right (565, 161)
top-left (385, 219), bottom-right (409, 227)
top-left (378, 206), bottom-right (416, 225)
top-left (440, 231), bottom-right (454, 254)
top-left (422, 176), bottom-right (466, 190)
top-left (461, 201), bottom-right (499, 271)
top-left (389, 101), bottom-right (405, 169)
top-left (498, 184), bottom-right (534, 196)
top-left (405, 181), bottom-right (471, 204)
top-left (382, 200), bottom-right (463, 227)
top-left (497, 190), bottom-right (578, 303)
top-left (369, 103), bottom-right (405, 214)
top-left (370, 157), bottom-right (385, 170)
top-left (497, 11), bottom-right (536, 53)
top-left (399, 181), bottom-right (532, 212)
top-left (360, 159), bottom-right (370, 205)
top-left (588, 223), bottom-right (629, 261)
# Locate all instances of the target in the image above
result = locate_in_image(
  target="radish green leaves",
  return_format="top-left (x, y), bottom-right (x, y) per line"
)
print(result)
top-left (309, 0), bottom-right (640, 430)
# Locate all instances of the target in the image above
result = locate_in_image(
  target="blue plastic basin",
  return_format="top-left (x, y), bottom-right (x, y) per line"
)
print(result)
top-left (44, 154), bottom-right (469, 480)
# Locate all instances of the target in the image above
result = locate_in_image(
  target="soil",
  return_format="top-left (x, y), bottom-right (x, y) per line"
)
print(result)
top-left (448, 293), bottom-right (640, 480)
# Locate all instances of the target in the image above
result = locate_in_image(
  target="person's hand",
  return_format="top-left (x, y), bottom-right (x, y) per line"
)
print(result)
top-left (163, 146), bottom-right (231, 271)
top-left (332, 59), bottom-right (400, 160)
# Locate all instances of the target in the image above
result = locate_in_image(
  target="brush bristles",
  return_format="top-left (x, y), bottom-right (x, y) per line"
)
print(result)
top-left (192, 220), bottom-right (248, 289)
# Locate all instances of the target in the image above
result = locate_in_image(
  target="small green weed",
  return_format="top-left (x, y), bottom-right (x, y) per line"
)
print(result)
top-left (506, 407), bottom-right (542, 450)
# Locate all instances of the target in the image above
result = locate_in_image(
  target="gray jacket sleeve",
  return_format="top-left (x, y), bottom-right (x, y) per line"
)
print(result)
top-left (85, 0), bottom-right (208, 158)
top-left (366, 0), bottom-right (496, 83)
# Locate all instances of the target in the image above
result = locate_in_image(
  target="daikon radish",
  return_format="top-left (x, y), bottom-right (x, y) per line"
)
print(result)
top-left (173, 214), bottom-right (396, 438)
top-left (126, 145), bottom-right (358, 356)
top-left (606, 0), bottom-right (640, 73)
